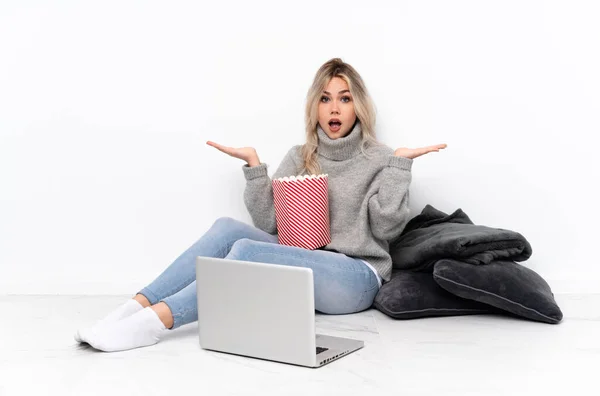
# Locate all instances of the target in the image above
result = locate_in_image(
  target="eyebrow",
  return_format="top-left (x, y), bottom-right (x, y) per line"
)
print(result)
top-left (322, 90), bottom-right (350, 95)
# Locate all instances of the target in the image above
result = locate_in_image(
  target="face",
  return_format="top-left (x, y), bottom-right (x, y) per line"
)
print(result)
top-left (318, 77), bottom-right (357, 139)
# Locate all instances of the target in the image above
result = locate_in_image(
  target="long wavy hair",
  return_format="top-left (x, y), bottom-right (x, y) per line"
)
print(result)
top-left (300, 58), bottom-right (383, 175)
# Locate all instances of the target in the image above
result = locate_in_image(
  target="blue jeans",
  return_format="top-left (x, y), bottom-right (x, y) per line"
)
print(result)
top-left (137, 217), bottom-right (380, 330)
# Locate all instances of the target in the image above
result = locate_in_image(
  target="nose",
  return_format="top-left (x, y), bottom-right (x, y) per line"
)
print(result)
top-left (330, 100), bottom-right (340, 115)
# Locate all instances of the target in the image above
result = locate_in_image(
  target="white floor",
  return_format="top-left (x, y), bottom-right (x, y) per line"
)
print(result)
top-left (1, 294), bottom-right (599, 396)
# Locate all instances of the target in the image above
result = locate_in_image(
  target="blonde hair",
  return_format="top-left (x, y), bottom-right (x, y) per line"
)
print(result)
top-left (300, 58), bottom-right (383, 175)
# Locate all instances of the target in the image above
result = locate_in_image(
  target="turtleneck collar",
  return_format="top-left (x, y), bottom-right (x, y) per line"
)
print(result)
top-left (316, 120), bottom-right (363, 161)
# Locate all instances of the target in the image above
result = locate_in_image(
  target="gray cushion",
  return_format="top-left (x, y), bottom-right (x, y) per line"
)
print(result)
top-left (373, 270), bottom-right (494, 319)
top-left (388, 205), bottom-right (533, 272)
top-left (433, 259), bottom-right (563, 324)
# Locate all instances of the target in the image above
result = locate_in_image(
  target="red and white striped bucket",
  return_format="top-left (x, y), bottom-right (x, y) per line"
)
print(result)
top-left (272, 174), bottom-right (331, 250)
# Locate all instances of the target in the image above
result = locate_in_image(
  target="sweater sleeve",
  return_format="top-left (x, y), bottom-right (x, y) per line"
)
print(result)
top-left (242, 146), bottom-right (300, 235)
top-left (367, 155), bottom-right (413, 242)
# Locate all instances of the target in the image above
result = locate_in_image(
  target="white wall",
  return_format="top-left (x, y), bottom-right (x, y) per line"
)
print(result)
top-left (1, 0), bottom-right (598, 295)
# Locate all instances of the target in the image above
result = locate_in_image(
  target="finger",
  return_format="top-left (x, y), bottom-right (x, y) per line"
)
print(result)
top-left (207, 142), bottom-right (232, 155)
top-left (207, 141), bottom-right (223, 150)
top-left (422, 148), bottom-right (439, 155)
top-left (428, 144), bottom-right (446, 150)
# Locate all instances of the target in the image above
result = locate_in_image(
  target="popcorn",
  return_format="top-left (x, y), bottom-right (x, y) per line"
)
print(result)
top-left (272, 174), bottom-right (331, 250)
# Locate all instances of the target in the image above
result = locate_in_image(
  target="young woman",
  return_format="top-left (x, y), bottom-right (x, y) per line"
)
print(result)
top-left (74, 58), bottom-right (447, 352)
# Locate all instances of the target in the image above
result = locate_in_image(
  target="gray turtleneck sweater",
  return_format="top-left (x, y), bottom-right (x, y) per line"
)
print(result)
top-left (241, 121), bottom-right (413, 283)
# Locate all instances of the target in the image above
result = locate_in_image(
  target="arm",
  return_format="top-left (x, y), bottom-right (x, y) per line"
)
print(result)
top-left (367, 155), bottom-right (413, 242)
top-left (242, 146), bottom-right (300, 234)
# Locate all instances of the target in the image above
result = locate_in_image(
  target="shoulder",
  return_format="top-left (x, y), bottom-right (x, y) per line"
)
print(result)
top-left (286, 144), bottom-right (304, 160)
top-left (279, 145), bottom-right (304, 167)
top-left (363, 140), bottom-right (395, 158)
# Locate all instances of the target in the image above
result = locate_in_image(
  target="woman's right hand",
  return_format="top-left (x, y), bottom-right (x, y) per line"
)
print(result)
top-left (206, 141), bottom-right (261, 166)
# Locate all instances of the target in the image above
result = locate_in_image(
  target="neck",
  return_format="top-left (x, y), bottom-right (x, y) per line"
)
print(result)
top-left (316, 120), bottom-right (363, 161)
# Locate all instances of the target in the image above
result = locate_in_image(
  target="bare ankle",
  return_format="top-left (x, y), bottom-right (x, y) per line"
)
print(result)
top-left (151, 302), bottom-right (174, 329)
top-left (133, 293), bottom-right (151, 308)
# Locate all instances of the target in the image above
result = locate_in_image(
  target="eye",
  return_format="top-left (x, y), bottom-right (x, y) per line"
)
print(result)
top-left (320, 96), bottom-right (351, 103)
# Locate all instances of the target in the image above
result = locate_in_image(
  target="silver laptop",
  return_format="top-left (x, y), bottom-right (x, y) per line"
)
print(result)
top-left (195, 256), bottom-right (364, 368)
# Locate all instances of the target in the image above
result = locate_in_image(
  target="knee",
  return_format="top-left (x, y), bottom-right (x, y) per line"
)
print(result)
top-left (228, 238), bottom-right (259, 259)
top-left (211, 216), bottom-right (245, 232)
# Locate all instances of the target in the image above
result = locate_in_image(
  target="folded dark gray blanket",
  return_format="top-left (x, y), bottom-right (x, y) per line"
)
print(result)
top-left (388, 204), bottom-right (533, 272)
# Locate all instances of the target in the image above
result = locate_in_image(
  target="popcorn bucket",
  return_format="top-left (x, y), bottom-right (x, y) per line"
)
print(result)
top-left (271, 174), bottom-right (331, 250)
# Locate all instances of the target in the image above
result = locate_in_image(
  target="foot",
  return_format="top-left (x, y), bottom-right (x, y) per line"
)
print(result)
top-left (74, 298), bottom-right (144, 343)
top-left (80, 307), bottom-right (167, 352)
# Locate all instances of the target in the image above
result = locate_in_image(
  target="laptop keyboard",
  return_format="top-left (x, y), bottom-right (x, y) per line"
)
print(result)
top-left (316, 346), bottom-right (329, 355)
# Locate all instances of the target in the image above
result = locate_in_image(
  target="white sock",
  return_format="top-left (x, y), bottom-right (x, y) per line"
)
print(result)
top-left (74, 298), bottom-right (144, 342)
top-left (80, 307), bottom-right (167, 352)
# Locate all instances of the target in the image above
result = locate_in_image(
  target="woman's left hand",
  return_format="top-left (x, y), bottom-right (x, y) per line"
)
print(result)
top-left (394, 144), bottom-right (447, 159)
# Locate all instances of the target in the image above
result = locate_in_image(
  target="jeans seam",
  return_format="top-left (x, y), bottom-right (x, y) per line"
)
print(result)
top-left (355, 283), bottom-right (379, 312)
top-left (161, 300), bottom-right (196, 329)
top-left (173, 308), bottom-right (195, 318)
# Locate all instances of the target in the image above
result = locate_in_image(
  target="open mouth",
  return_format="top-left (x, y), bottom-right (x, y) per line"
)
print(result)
top-left (328, 121), bottom-right (342, 132)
